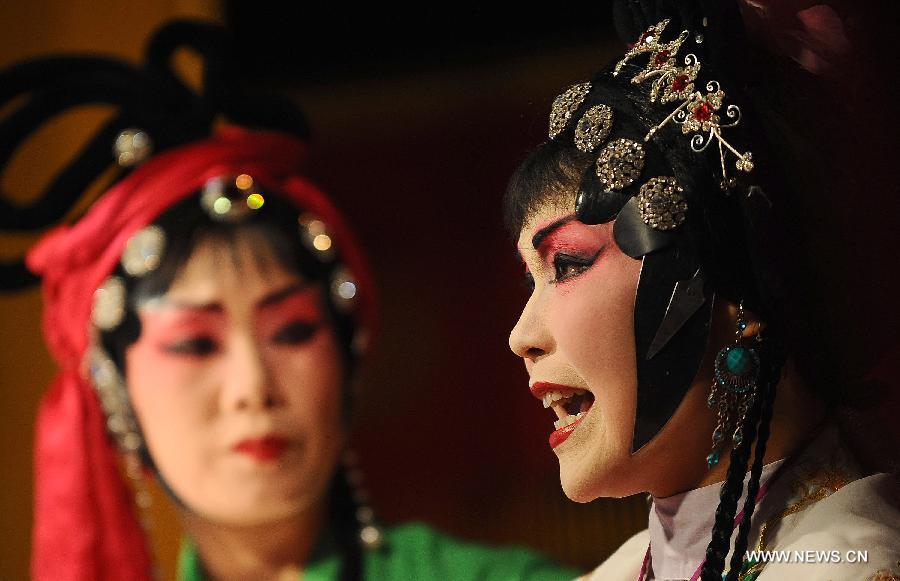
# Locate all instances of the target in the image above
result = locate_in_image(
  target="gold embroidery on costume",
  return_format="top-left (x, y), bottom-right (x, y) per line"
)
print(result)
top-left (868, 561), bottom-right (900, 581)
top-left (741, 451), bottom-right (853, 579)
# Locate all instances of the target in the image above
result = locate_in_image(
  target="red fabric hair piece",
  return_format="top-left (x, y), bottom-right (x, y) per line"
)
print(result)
top-left (26, 126), bottom-right (375, 580)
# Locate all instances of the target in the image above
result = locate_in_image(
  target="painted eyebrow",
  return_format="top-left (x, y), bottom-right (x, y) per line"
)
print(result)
top-left (154, 282), bottom-right (311, 312)
top-left (531, 214), bottom-right (577, 250)
top-left (256, 282), bottom-right (312, 309)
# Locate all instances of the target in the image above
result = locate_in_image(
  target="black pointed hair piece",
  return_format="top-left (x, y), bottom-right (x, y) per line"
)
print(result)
top-left (0, 19), bottom-right (310, 291)
top-left (610, 3), bottom-right (783, 580)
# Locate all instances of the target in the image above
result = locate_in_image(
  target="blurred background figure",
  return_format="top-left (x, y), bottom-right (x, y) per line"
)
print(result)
top-left (0, 16), bottom-right (578, 581)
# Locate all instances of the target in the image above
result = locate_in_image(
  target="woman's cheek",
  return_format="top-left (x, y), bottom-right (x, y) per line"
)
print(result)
top-left (126, 340), bottom-right (222, 419)
top-left (550, 258), bottom-right (640, 381)
top-left (266, 334), bottom-right (343, 405)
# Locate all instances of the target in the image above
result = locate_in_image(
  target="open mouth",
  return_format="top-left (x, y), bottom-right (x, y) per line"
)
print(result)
top-left (532, 382), bottom-right (595, 448)
top-left (544, 389), bottom-right (594, 429)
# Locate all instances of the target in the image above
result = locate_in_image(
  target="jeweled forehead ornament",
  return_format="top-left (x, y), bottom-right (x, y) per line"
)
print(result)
top-left (614, 19), bottom-right (754, 190)
top-left (201, 173), bottom-right (266, 222)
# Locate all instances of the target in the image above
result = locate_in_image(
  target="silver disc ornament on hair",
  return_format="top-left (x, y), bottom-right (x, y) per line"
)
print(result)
top-left (91, 276), bottom-right (126, 330)
top-left (596, 138), bottom-right (646, 190)
top-left (330, 266), bottom-right (358, 313)
top-left (548, 82), bottom-right (591, 139)
top-left (201, 173), bottom-right (266, 222)
top-left (113, 128), bottom-right (154, 168)
top-left (637, 177), bottom-right (687, 230)
top-left (121, 225), bottom-right (166, 277)
top-left (574, 104), bottom-right (614, 153)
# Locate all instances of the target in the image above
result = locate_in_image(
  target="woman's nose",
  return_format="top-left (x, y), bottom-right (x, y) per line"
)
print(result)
top-left (221, 334), bottom-right (282, 412)
top-left (508, 294), bottom-right (552, 362)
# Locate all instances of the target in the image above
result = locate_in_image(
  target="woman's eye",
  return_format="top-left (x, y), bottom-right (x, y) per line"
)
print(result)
top-left (272, 321), bottom-right (319, 345)
top-left (164, 336), bottom-right (218, 356)
top-left (552, 252), bottom-right (598, 283)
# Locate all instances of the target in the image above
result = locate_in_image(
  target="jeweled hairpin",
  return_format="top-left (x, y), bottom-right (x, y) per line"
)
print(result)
top-left (614, 20), bottom-right (754, 190)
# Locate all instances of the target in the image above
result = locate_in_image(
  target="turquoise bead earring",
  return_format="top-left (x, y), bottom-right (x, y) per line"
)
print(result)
top-left (706, 302), bottom-right (760, 468)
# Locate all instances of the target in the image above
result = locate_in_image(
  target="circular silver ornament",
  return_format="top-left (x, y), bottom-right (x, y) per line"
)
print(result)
top-left (595, 138), bottom-right (646, 190)
top-left (574, 104), bottom-right (614, 152)
top-left (637, 176), bottom-right (688, 230)
top-left (121, 225), bottom-right (166, 277)
top-left (548, 82), bottom-right (591, 139)
top-left (91, 276), bottom-right (126, 330)
top-left (113, 128), bottom-right (153, 167)
top-left (330, 267), bottom-right (357, 312)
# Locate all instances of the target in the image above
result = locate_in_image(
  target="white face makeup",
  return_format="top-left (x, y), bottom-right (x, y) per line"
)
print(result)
top-left (125, 231), bottom-right (345, 525)
top-left (510, 203), bottom-right (738, 500)
top-left (509, 205), bottom-right (647, 501)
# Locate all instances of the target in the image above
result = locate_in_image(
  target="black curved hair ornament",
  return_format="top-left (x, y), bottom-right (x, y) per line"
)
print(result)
top-left (0, 20), bottom-right (309, 291)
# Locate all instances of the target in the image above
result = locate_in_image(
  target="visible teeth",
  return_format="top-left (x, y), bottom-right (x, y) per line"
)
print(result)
top-left (541, 390), bottom-right (586, 409)
top-left (542, 391), bottom-right (567, 408)
top-left (552, 411), bottom-right (586, 430)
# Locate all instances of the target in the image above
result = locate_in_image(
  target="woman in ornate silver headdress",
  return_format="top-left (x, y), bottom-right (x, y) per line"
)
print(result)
top-left (503, 1), bottom-right (900, 580)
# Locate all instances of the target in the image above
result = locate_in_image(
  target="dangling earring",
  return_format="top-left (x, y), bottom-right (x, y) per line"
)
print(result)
top-left (706, 302), bottom-right (760, 468)
top-left (343, 449), bottom-right (384, 550)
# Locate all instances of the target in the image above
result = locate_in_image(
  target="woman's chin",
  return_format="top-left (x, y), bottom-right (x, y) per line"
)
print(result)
top-left (189, 496), bottom-right (311, 527)
top-left (557, 447), bottom-right (639, 501)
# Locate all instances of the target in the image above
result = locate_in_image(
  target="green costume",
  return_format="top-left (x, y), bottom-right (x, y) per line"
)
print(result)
top-left (180, 522), bottom-right (579, 580)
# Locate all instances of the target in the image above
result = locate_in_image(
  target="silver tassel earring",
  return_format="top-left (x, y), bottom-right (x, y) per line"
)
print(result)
top-left (706, 302), bottom-right (760, 467)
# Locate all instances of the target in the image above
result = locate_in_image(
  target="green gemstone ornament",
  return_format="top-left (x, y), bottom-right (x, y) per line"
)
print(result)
top-left (726, 346), bottom-right (753, 375)
top-left (714, 344), bottom-right (759, 394)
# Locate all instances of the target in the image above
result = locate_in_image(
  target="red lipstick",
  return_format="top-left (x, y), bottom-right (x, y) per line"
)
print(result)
top-left (549, 416), bottom-right (586, 448)
top-left (233, 435), bottom-right (289, 461)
